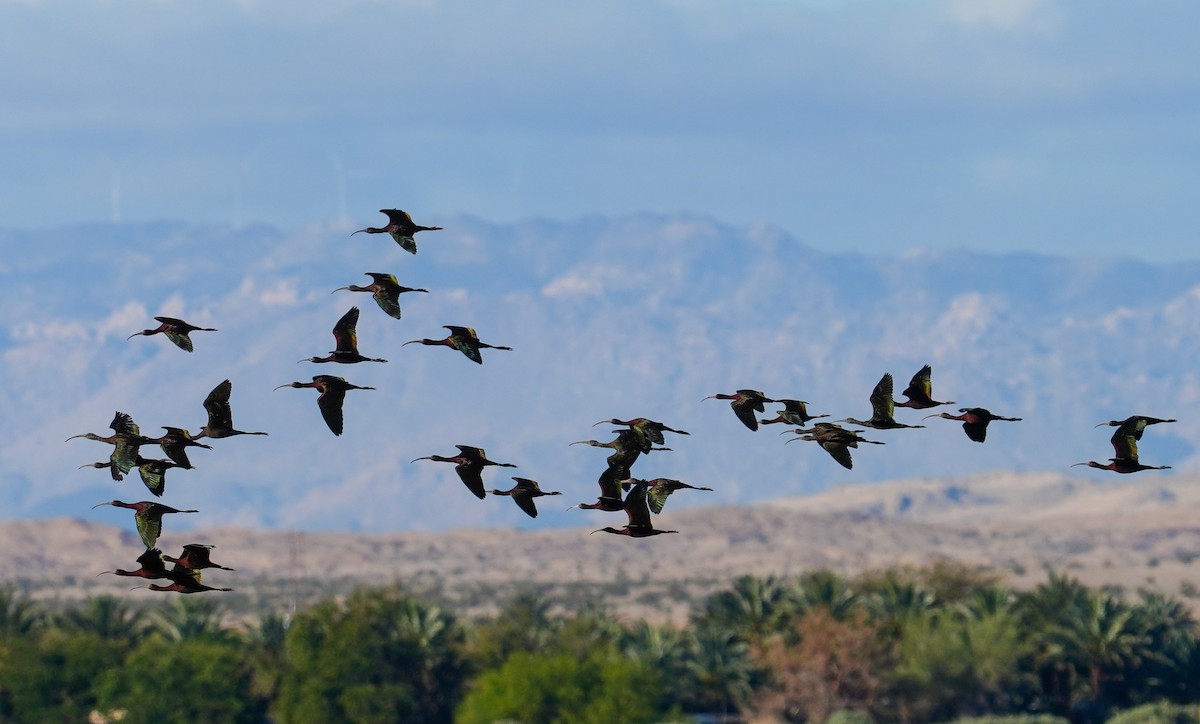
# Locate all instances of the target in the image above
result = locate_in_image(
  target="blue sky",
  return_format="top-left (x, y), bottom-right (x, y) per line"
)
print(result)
top-left (3, 0), bottom-right (1198, 260)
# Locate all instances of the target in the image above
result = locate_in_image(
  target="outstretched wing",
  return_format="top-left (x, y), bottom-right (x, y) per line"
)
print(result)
top-left (203, 380), bottom-right (234, 429)
top-left (869, 373), bottom-right (896, 422)
top-left (901, 365), bottom-right (932, 403)
top-left (316, 385), bottom-right (348, 436)
top-left (332, 307), bottom-right (361, 353)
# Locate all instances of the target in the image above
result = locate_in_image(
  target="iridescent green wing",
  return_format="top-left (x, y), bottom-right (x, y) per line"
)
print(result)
top-left (137, 462), bottom-right (166, 497)
top-left (869, 373), bottom-right (895, 421)
top-left (372, 289), bottom-right (404, 319)
top-left (389, 230), bottom-right (418, 254)
top-left (135, 510), bottom-right (162, 549)
top-left (647, 484), bottom-right (674, 514)
top-left (901, 365), bottom-right (932, 402)
top-left (450, 337), bottom-right (483, 364)
top-left (163, 330), bottom-right (194, 352)
top-left (332, 307), bottom-right (361, 353)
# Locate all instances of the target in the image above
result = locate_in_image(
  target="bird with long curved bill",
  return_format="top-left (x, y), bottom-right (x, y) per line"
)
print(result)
top-left (351, 209), bottom-right (442, 254)
top-left (412, 445), bottom-right (518, 499)
top-left (591, 480), bottom-right (679, 538)
top-left (837, 373), bottom-right (925, 430)
top-left (127, 316), bottom-right (216, 352)
top-left (702, 389), bottom-right (775, 431)
top-left (403, 326), bottom-right (512, 364)
top-left (300, 306), bottom-right (387, 364)
top-left (491, 477), bottom-right (563, 518)
top-left (924, 407), bottom-right (1021, 443)
top-left (275, 375), bottom-right (375, 436)
top-left (332, 273), bottom-right (428, 320)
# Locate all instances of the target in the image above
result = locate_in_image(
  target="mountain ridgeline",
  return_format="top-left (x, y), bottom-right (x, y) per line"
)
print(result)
top-left (1, 215), bottom-right (1196, 531)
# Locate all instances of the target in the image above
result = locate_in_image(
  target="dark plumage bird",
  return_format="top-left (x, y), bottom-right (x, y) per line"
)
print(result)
top-left (788, 422), bottom-right (884, 470)
top-left (571, 429), bottom-right (669, 472)
top-left (145, 568), bottom-right (233, 594)
top-left (1095, 415), bottom-right (1177, 439)
top-left (92, 500), bottom-right (198, 549)
top-left (351, 209), bottom-right (442, 254)
top-left (591, 481), bottom-right (679, 538)
top-left (895, 365), bottom-right (955, 410)
top-left (300, 306), bottom-right (387, 364)
top-left (66, 411), bottom-right (154, 481)
top-left (702, 389), bottom-right (775, 431)
top-left (332, 273), bottom-right (428, 320)
top-left (490, 477), bottom-right (563, 518)
top-left (403, 326), bottom-right (512, 364)
top-left (569, 464), bottom-right (632, 512)
top-left (164, 543), bottom-right (234, 572)
top-left (275, 375), bottom-right (375, 436)
top-left (196, 380), bottom-right (268, 440)
top-left (146, 427), bottom-right (211, 469)
top-left (837, 374), bottom-right (925, 430)
top-left (924, 407), bottom-right (1022, 443)
top-left (1073, 417), bottom-right (1173, 473)
top-left (79, 455), bottom-right (182, 497)
top-left (98, 547), bottom-right (173, 580)
top-left (126, 316), bottom-right (216, 353)
top-left (412, 445), bottom-right (517, 499)
top-left (759, 399), bottom-right (828, 427)
top-left (621, 477), bottom-right (714, 514)
top-left (594, 418), bottom-right (689, 450)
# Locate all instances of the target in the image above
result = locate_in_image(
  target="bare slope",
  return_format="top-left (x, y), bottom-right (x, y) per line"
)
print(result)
top-left (6, 472), bottom-right (1199, 619)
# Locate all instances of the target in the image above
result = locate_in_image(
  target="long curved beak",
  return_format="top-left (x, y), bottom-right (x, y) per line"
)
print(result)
top-left (401, 340), bottom-right (421, 347)
top-left (350, 229), bottom-right (367, 236)
top-left (126, 332), bottom-right (141, 340)
top-left (591, 420), bottom-right (609, 428)
top-left (91, 502), bottom-right (112, 509)
top-left (410, 456), bottom-right (432, 463)
top-left (65, 434), bottom-right (84, 442)
top-left (273, 384), bottom-right (293, 391)
top-left (1069, 462), bottom-right (1088, 467)
top-left (331, 287), bottom-right (349, 294)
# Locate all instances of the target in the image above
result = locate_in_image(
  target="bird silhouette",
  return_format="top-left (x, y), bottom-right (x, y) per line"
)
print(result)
top-left (788, 422), bottom-right (885, 469)
top-left (92, 500), bottom-right (198, 549)
top-left (621, 477), bottom-right (714, 514)
top-left (300, 306), bottom-right (387, 364)
top-left (490, 477), bottom-right (563, 518)
top-left (924, 407), bottom-right (1022, 443)
top-left (78, 455), bottom-right (182, 497)
top-left (275, 375), bottom-right (375, 436)
top-left (569, 464), bottom-right (632, 512)
top-left (195, 379), bottom-right (268, 439)
top-left (164, 543), bottom-right (234, 572)
top-left (759, 399), bottom-right (828, 427)
top-left (412, 445), bottom-right (518, 499)
top-left (98, 547), bottom-right (173, 580)
top-left (351, 209), bottom-right (442, 254)
top-left (1072, 457), bottom-right (1172, 474)
top-left (1095, 415), bottom-right (1177, 439)
top-left (571, 429), bottom-right (668, 473)
top-left (144, 567), bottom-right (233, 594)
top-left (702, 389), bottom-right (775, 431)
top-left (332, 273), bottom-right (428, 320)
top-left (594, 418), bottom-right (689, 447)
top-left (837, 374), bottom-right (925, 430)
top-left (403, 326), bottom-right (512, 364)
top-left (66, 411), bottom-right (154, 481)
top-left (591, 480), bottom-right (679, 538)
top-left (895, 365), bottom-right (955, 410)
top-left (145, 427), bottom-right (211, 469)
top-left (127, 316), bottom-right (216, 353)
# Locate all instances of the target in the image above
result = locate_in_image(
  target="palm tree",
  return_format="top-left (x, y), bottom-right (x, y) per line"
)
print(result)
top-left (0, 587), bottom-right (40, 642)
top-left (621, 622), bottom-right (695, 712)
top-left (790, 569), bottom-right (859, 621)
top-left (1046, 590), bottom-right (1151, 707)
top-left (152, 596), bottom-right (239, 643)
top-left (55, 595), bottom-right (148, 644)
top-left (685, 626), bottom-right (758, 716)
top-left (696, 575), bottom-right (799, 645)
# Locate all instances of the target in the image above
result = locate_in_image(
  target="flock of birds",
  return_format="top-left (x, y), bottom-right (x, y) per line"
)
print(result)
top-left (65, 208), bottom-right (1180, 590)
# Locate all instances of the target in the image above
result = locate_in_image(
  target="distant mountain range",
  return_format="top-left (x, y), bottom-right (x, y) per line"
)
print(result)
top-left (2, 215), bottom-right (1198, 532)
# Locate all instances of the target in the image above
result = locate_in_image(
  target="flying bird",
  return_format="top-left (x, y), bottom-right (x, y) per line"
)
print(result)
top-left (332, 273), bottom-right (428, 320)
top-left (924, 407), bottom-right (1022, 443)
top-left (127, 316), bottom-right (216, 353)
top-left (351, 209), bottom-right (442, 254)
top-left (145, 427), bottom-right (211, 469)
top-left (895, 365), bottom-right (955, 410)
top-left (300, 306), bottom-right (387, 364)
top-left (92, 500), bottom-right (198, 549)
top-left (78, 455), bottom-right (183, 497)
top-left (591, 480), bottom-right (679, 538)
top-left (490, 477), bottom-right (563, 518)
top-left (66, 411), bottom-right (154, 481)
top-left (196, 379), bottom-right (268, 439)
top-left (403, 326), bottom-right (512, 364)
top-left (837, 374), bottom-right (925, 430)
top-left (622, 477), bottom-right (714, 514)
top-left (594, 418), bottom-right (689, 447)
top-left (412, 445), bottom-right (517, 499)
top-left (788, 422), bottom-right (884, 470)
top-left (1094, 415), bottom-right (1177, 439)
top-left (569, 464), bottom-right (632, 513)
top-left (97, 547), bottom-right (173, 580)
top-left (1072, 416), bottom-right (1173, 474)
top-left (275, 375), bottom-right (376, 436)
top-left (702, 389), bottom-right (775, 431)
top-left (759, 399), bottom-right (828, 427)
top-left (164, 543), bottom-right (234, 572)
top-left (143, 568), bottom-right (233, 594)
